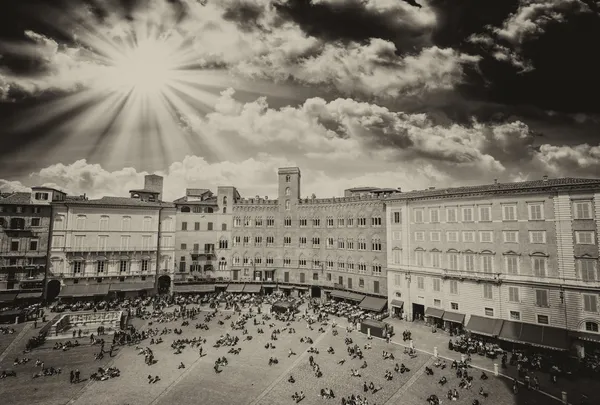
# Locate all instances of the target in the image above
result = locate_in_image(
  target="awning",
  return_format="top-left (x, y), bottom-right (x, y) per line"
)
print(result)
top-left (58, 283), bottom-right (110, 298)
top-left (296, 286), bottom-right (309, 290)
top-left (329, 290), bottom-right (349, 300)
top-left (424, 307), bottom-right (445, 318)
top-left (227, 284), bottom-right (245, 293)
top-left (465, 315), bottom-right (504, 337)
top-left (346, 292), bottom-right (366, 302)
top-left (390, 300), bottom-right (404, 308)
top-left (262, 284), bottom-right (277, 288)
top-left (443, 311), bottom-right (466, 324)
top-left (359, 296), bottom-right (387, 312)
top-left (0, 291), bottom-right (19, 303)
top-left (109, 281), bottom-right (155, 292)
top-left (279, 285), bottom-right (293, 289)
top-left (499, 321), bottom-right (569, 351)
top-left (16, 291), bottom-right (43, 299)
top-left (243, 284), bottom-right (261, 294)
top-left (570, 330), bottom-right (600, 344)
top-left (215, 283), bottom-right (228, 288)
top-left (173, 284), bottom-right (215, 293)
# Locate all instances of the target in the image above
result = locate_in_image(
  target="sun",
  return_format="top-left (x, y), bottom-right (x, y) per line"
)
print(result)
top-left (106, 39), bottom-right (176, 95)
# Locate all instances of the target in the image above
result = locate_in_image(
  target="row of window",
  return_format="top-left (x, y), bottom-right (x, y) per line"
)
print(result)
top-left (393, 229), bottom-right (595, 245)
top-left (0, 217), bottom-right (42, 229)
top-left (5, 238), bottom-right (40, 252)
top-left (228, 235), bottom-right (383, 251)
top-left (51, 235), bottom-right (158, 250)
top-left (392, 201), bottom-right (594, 225)
top-left (233, 216), bottom-right (383, 228)
top-left (428, 298), bottom-right (598, 331)
top-left (394, 248), bottom-right (598, 281)
top-left (393, 274), bottom-right (600, 313)
top-left (277, 269), bottom-right (380, 293)
top-left (181, 221), bottom-right (226, 231)
top-left (71, 259), bottom-right (151, 274)
top-left (53, 215), bottom-right (174, 232)
top-left (0, 205), bottom-right (43, 214)
top-left (230, 255), bottom-right (383, 274)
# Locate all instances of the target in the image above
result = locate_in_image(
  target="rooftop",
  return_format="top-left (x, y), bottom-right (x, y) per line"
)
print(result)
top-left (129, 189), bottom-right (160, 194)
top-left (55, 196), bottom-right (175, 208)
top-left (0, 192), bottom-right (31, 205)
top-left (386, 177), bottom-right (600, 201)
top-left (186, 188), bottom-right (211, 197)
top-left (173, 196), bottom-right (218, 205)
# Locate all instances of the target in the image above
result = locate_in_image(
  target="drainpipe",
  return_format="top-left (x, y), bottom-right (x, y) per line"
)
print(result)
top-left (43, 202), bottom-right (55, 304)
top-left (155, 207), bottom-right (163, 294)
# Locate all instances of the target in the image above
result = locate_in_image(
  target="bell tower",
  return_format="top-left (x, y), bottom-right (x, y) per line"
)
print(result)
top-left (278, 167), bottom-right (301, 211)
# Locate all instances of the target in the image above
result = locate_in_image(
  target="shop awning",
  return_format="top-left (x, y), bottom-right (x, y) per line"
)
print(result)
top-left (346, 292), bottom-right (366, 302)
top-left (296, 286), bottom-right (309, 290)
top-left (279, 285), bottom-right (293, 289)
top-left (390, 300), bottom-right (404, 309)
top-left (424, 307), bottom-right (445, 319)
top-left (329, 290), bottom-right (349, 300)
top-left (499, 321), bottom-right (569, 351)
top-left (227, 284), bottom-right (245, 293)
top-left (16, 291), bottom-right (43, 299)
top-left (0, 291), bottom-right (19, 303)
top-left (262, 284), bottom-right (277, 288)
top-left (215, 283), bottom-right (228, 288)
top-left (243, 284), bottom-right (262, 294)
top-left (173, 284), bottom-right (215, 293)
top-left (109, 281), bottom-right (155, 292)
top-left (443, 311), bottom-right (466, 324)
top-left (58, 284), bottom-right (110, 298)
top-left (465, 315), bottom-right (504, 337)
top-left (359, 296), bottom-right (388, 312)
top-left (570, 330), bottom-right (600, 344)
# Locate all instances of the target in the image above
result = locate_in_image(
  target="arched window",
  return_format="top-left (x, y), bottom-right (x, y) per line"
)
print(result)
top-left (285, 175), bottom-right (291, 182)
top-left (285, 187), bottom-right (291, 196)
top-left (206, 207), bottom-right (214, 213)
top-left (219, 258), bottom-right (227, 271)
top-left (285, 200), bottom-right (290, 210)
top-left (181, 206), bottom-right (191, 213)
top-left (585, 321), bottom-right (599, 332)
top-left (219, 237), bottom-right (228, 249)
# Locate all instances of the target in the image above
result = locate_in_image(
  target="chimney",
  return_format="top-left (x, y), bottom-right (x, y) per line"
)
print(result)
top-left (542, 175), bottom-right (548, 182)
top-left (144, 174), bottom-right (164, 200)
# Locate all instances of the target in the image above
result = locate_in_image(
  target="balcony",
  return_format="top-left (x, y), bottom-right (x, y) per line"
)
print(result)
top-left (61, 270), bottom-right (154, 279)
top-left (442, 269), bottom-right (502, 284)
top-left (0, 250), bottom-right (47, 258)
top-left (61, 246), bottom-right (158, 254)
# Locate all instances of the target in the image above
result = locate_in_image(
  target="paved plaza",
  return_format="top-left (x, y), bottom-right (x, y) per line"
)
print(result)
top-left (0, 305), bottom-right (590, 405)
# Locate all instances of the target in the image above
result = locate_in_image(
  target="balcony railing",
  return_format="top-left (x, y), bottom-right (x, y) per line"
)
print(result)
top-left (442, 269), bottom-right (501, 283)
top-left (59, 246), bottom-right (158, 253)
top-left (61, 270), bottom-right (156, 278)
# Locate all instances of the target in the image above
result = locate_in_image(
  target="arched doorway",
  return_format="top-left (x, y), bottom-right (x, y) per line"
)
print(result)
top-left (47, 280), bottom-right (61, 301)
top-left (311, 286), bottom-right (321, 299)
top-left (158, 275), bottom-right (171, 294)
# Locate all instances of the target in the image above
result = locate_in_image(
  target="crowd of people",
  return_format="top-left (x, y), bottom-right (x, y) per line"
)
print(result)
top-left (1, 289), bottom-right (596, 405)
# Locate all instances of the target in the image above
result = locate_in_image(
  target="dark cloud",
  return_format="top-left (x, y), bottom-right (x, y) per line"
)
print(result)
top-left (222, 1), bottom-right (265, 32)
top-left (273, 0), bottom-right (431, 54)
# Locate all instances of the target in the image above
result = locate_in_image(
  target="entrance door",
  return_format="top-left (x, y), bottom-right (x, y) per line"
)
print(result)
top-left (412, 303), bottom-right (425, 321)
top-left (253, 271), bottom-right (262, 281)
top-left (311, 286), bottom-right (321, 298)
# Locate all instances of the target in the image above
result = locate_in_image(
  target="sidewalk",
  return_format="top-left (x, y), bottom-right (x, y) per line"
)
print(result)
top-left (385, 317), bottom-right (595, 404)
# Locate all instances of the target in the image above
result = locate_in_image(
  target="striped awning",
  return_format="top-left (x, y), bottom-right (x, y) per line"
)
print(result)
top-left (58, 283), bottom-right (110, 298)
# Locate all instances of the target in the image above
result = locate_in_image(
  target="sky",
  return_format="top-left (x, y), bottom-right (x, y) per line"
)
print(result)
top-left (0, 0), bottom-right (599, 201)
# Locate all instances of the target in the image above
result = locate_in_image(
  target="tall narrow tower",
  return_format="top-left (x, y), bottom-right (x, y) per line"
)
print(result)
top-left (277, 167), bottom-right (301, 211)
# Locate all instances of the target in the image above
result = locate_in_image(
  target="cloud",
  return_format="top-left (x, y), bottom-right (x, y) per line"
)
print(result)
top-left (536, 144), bottom-right (600, 177)
top-left (3, 89), bottom-right (598, 199)
top-left (0, 179), bottom-right (31, 193)
top-left (0, 0), bottom-right (478, 101)
top-left (467, 0), bottom-right (592, 72)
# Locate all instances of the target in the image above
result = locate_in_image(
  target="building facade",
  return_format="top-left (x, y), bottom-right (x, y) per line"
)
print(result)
top-left (47, 175), bottom-right (176, 299)
top-left (172, 186), bottom-right (238, 284)
top-left (0, 187), bottom-right (64, 299)
top-left (385, 176), bottom-right (600, 355)
top-left (230, 167), bottom-right (393, 298)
